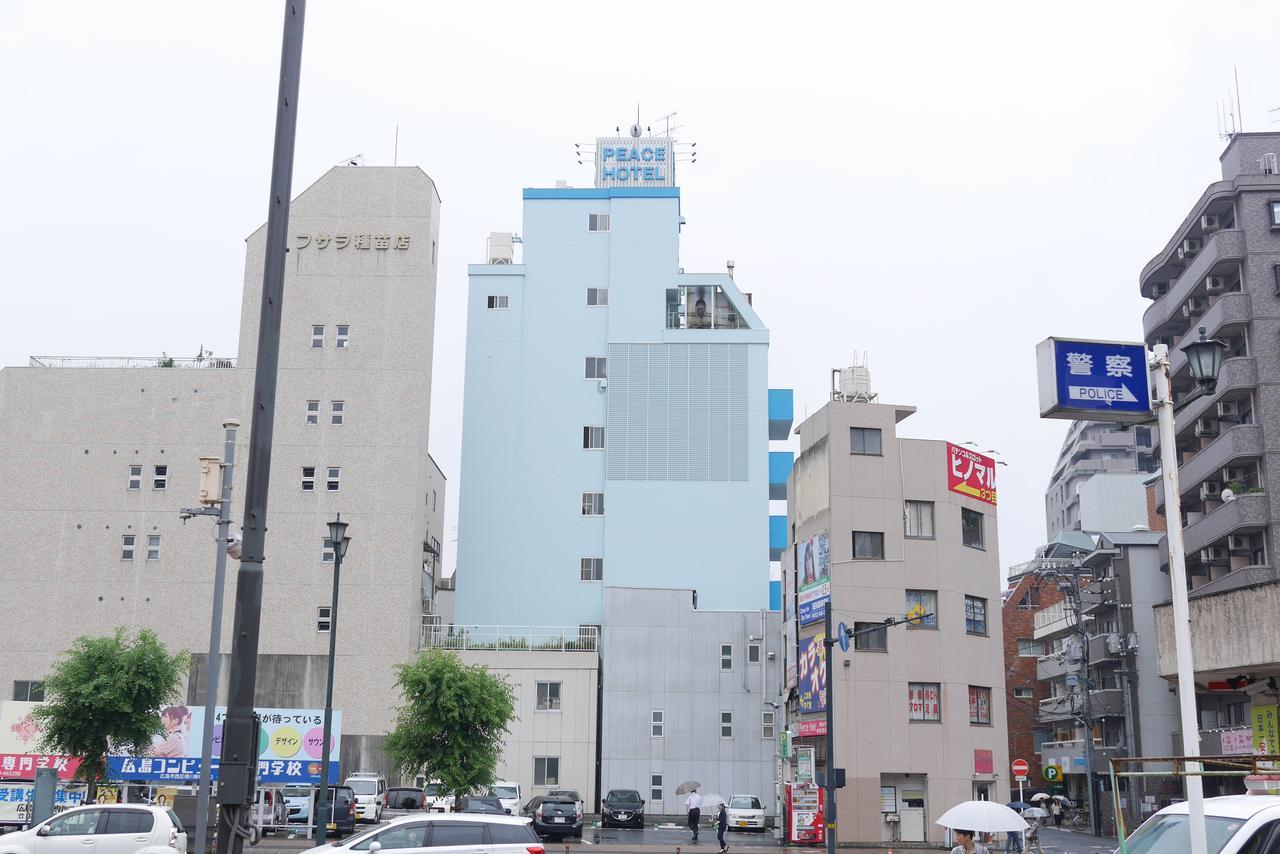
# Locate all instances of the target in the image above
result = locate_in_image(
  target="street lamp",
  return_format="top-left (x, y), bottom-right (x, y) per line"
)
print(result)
top-left (1181, 327), bottom-right (1229, 392)
top-left (315, 515), bottom-right (350, 845)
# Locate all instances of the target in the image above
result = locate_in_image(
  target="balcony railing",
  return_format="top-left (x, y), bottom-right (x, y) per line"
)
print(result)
top-left (29, 355), bottom-right (237, 369)
top-left (420, 624), bottom-right (598, 652)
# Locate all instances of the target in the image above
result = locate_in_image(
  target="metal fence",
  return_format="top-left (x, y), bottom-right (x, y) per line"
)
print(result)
top-left (420, 625), bottom-right (598, 653)
top-left (29, 356), bottom-right (237, 369)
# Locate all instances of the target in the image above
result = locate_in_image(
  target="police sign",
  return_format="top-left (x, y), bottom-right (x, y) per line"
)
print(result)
top-left (1036, 337), bottom-right (1152, 424)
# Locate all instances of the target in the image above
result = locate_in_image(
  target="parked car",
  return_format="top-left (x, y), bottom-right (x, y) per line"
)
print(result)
top-left (726, 795), bottom-right (766, 831)
top-left (1118, 782), bottom-right (1280, 853)
top-left (547, 790), bottom-right (584, 814)
top-left (283, 786), bottom-right (313, 824)
top-left (0, 804), bottom-right (186, 854)
top-left (251, 787), bottom-right (288, 832)
top-left (383, 788), bottom-right (426, 820)
top-left (344, 773), bottom-right (387, 824)
top-left (601, 789), bottom-right (645, 828)
top-left (488, 781), bottom-right (521, 816)
top-left (316, 786), bottom-right (358, 837)
top-left (423, 781), bottom-right (452, 813)
top-left (523, 794), bottom-right (583, 840)
top-left (299, 813), bottom-right (540, 854)
top-left (459, 796), bottom-right (506, 815)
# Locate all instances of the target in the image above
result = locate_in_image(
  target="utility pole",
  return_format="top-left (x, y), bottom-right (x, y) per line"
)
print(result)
top-left (214, 3), bottom-right (306, 854)
top-left (180, 420), bottom-right (241, 854)
top-left (315, 516), bottom-right (349, 845)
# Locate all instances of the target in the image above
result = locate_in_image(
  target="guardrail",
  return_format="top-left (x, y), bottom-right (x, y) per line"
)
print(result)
top-left (29, 356), bottom-right (237, 368)
top-left (420, 625), bottom-right (598, 652)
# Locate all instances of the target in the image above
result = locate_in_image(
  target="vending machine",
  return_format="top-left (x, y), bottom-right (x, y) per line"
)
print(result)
top-left (786, 782), bottom-right (825, 845)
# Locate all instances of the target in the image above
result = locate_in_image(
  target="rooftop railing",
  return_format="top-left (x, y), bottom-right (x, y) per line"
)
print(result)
top-left (29, 356), bottom-right (237, 369)
top-left (420, 624), bottom-right (598, 653)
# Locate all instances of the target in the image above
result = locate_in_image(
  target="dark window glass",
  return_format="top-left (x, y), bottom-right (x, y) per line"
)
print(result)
top-left (962, 508), bottom-right (984, 549)
top-left (102, 810), bottom-right (155, 834)
top-left (45, 810), bottom-right (103, 836)
top-left (965, 596), bottom-right (988, 635)
top-left (361, 824), bottom-right (427, 850)
top-left (850, 427), bottom-right (882, 455)
top-left (853, 621), bottom-right (887, 651)
top-left (853, 531), bottom-right (884, 559)
top-left (429, 824), bottom-right (487, 846)
top-left (488, 823), bottom-right (539, 844)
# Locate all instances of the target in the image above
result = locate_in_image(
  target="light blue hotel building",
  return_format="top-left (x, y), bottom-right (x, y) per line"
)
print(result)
top-left (454, 133), bottom-right (792, 628)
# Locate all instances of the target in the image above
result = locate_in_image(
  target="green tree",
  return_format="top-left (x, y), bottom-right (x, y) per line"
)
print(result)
top-left (384, 649), bottom-right (516, 806)
top-left (34, 629), bottom-right (189, 799)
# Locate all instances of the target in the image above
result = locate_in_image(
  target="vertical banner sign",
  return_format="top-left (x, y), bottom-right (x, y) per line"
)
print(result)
top-left (784, 546), bottom-right (798, 690)
top-left (796, 747), bottom-right (815, 784)
top-left (946, 443), bottom-right (998, 505)
top-left (1253, 705), bottom-right (1279, 754)
top-left (797, 634), bottom-right (827, 714)
top-left (797, 532), bottom-right (831, 626)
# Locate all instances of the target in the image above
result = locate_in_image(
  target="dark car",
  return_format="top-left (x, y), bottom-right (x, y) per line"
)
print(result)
top-left (601, 789), bottom-right (644, 828)
top-left (318, 785), bottom-right (357, 836)
top-left (523, 794), bottom-right (583, 839)
top-left (458, 795), bottom-right (506, 815)
top-left (384, 787), bottom-right (426, 819)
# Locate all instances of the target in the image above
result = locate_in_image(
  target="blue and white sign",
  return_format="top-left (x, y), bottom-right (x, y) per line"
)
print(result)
top-left (595, 136), bottom-right (677, 188)
top-left (1036, 337), bottom-right (1151, 424)
top-left (837, 622), bottom-right (850, 654)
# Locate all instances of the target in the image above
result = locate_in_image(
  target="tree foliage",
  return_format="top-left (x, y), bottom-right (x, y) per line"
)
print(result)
top-left (34, 629), bottom-right (189, 791)
top-left (384, 649), bottom-right (516, 802)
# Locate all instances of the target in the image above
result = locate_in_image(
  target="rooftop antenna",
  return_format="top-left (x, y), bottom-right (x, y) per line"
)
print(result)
top-left (394, 123), bottom-right (399, 166)
top-left (1235, 65), bottom-right (1243, 131)
top-left (338, 153), bottom-right (364, 167)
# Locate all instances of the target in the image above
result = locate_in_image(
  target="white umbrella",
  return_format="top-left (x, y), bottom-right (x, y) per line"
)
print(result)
top-left (700, 793), bottom-right (727, 812)
top-left (675, 782), bottom-right (702, 795)
top-left (935, 801), bottom-right (1029, 833)
top-left (1052, 795), bottom-right (1075, 806)
top-left (1029, 793), bottom-right (1052, 802)
top-left (1021, 807), bottom-right (1049, 819)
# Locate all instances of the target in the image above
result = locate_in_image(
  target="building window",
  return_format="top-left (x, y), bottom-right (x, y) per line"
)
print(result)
top-left (762, 710), bottom-right (775, 740)
top-left (583, 426), bottom-right (606, 449)
top-left (121, 534), bottom-right (136, 561)
top-left (580, 557), bottom-right (603, 581)
top-left (1018, 638), bottom-right (1045, 657)
top-left (650, 774), bottom-right (663, 803)
top-left (317, 606), bottom-right (332, 633)
top-left (853, 621), bottom-right (888, 651)
top-left (588, 213), bottom-right (610, 232)
top-left (534, 757), bottom-right (559, 787)
top-left (331, 400), bottom-right (345, 425)
top-left (306, 400), bottom-right (320, 425)
top-left (335, 324), bottom-right (349, 349)
top-left (1014, 687), bottom-right (1034, 699)
top-left (536, 681), bottom-right (561, 711)
top-left (965, 596), bottom-right (988, 635)
top-left (322, 538), bottom-right (335, 563)
top-left (651, 710), bottom-right (664, 738)
top-left (905, 500), bottom-right (934, 539)
top-left (326, 467), bottom-right (341, 492)
top-left (908, 682), bottom-right (941, 722)
top-left (302, 467), bottom-right (316, 492)
top-left (146, 535), bottom-right (161, 561)
top-left (127, 465), bottom-right (142, 491)
top-left (720, 711), bottom-right (733, 738)
top-left (581, 492), bottom-right (604, 516)
top-left (1033, 729), bottom-right (1052, 754)
top-left (12, 681), bottom-right (44, 702)
top-left (720, 644), bottom-right (733, 671)
top-left (487, 295), bottom-right (510, 310)
top-left (850, 427), bottom-right (882, 455)
top-left (312, 325), bottom-right (325, 348)
top-left (961, 508), bottom-right (985, 549)
top-left (1018, 587), bottom-right (1041, 609)
top-left (152, 465), bottom-right (168, 491)
top-left (853, 531), bottom-right (885, 559)
top-left (969, 686), bottom-right (992, 725)
top-left (587, 287), bottom-right (609, 306)
top-left (585, 356), bottom-right (607, 379)
top-left (906, 589), bottom-right (938, 629)
top-left (748, 643), bottom-right (761, 664)
top-left (1270, 201), bottom-right (1280, 227)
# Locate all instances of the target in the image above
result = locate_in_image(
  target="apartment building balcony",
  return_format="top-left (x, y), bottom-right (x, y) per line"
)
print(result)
top-left (1038, 694), bottom-right (1078, 723)
top-left (1157, 491), bottom-right (1269, 567)
top-left (1155, 423), bottom-right (1264, 513)
top-left (1041, 738), bottom-right (1127, 774)
top-left (1037, 655), bottom-right (1067, 681)
top-left (1033, 601), bottom-right (1092, 641)
top-left (769, 451), bottom-right (793, 500)
top-left (1168, 292), bottom-right (1252, 380)
top-left (1142, 229), bottom-right (1246, 339)
top-left (1156, 357), bottom-right (1258, 452)
top-left (420, 624), bottom-right (598, 652)
top-left (1155, 575), bottom-right (1280, 679)
top-left (768, 388), bottom-right (794, 440)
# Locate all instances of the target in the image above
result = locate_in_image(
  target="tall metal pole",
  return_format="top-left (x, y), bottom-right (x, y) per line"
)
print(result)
top-left (822, 606), bottom-right (837, 854)
top-left (1068, 562), bottom-right (1099, 837)
top-left (195, 421), bottom-right (239, 854)
top-left (1150, 345), bottom-right (1208, 854)
top-left (316, 537), bottom-right (344, 845)
top-left (215, 3), bottom-right (306, 853)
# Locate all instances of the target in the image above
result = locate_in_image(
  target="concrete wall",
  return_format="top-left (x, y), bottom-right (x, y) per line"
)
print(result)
top-left (1118, 543), bottom-right (1181, 760)
top-left (1154, 580), bottom-right (1280, 677)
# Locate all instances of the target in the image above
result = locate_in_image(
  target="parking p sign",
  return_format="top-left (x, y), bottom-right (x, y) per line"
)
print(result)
top-left (1043, 764), bottom-right (1063, 783)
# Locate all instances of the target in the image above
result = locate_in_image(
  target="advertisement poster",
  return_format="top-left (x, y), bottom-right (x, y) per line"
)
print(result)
top-left (797, 633), bottom-right (827, 714)
top-left (1253, 704), bottom-right (1278, 754)
top-left (0, 701), bottom-right (81, 781)
top-left (908, 683), bottom-right (941, 721)
top-left (796, 747), bottom-right (815, 784)
top-left (797, 720), bottom-right (826, 737)
top-left (784, 620), bottom-right (797, 691)
top-left (783, 547), bottom-right (796, 622)
top-left (797, 532), bottom-right (831, 626)
top-left (947, 442), bottom-right (998, 505)
top-left (1222, 728), bottom-right (1253, 755)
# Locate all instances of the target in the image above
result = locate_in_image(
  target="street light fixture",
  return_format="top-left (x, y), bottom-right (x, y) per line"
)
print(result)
top-left (316, 514), bottom-right (350, 845)
top-left (1181, 326), bottom-right (1229, 391)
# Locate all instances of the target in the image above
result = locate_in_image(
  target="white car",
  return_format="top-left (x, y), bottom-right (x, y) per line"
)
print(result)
top-left (1120, 782), bottom-right (1280, 853)
top-left (346, 773), bottom-right (387, 823)
top-left (423, 781), bottom-right (452, 814)
top-left (0, 804), bottom-right (186, 854)
top-left (488, 782), bottom-right (520, 816)
top-left (299, 812), bottom-right (541, 854)
top-left (726, 795), bottom-right (766, 831)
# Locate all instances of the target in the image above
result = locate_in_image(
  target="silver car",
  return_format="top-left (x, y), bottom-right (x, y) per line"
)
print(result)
top-left (0, 804), bottom-right (187, 854)
top-left (300, 813), bottom-right (540, 854)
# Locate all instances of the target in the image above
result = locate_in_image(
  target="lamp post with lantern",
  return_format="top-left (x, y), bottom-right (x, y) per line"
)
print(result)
top-left (315, 514), bottom-right (350, 845)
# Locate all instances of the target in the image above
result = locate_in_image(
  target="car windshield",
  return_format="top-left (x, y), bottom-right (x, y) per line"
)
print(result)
top-left (283, 787), bottom-right (310, 798)
top-left (347, 781), bottom-right (378, 795)
top-left (550, 791), bottom-right (580, 801)
top-left (1123, 814), bottom-right (1247, 854)
top-left (424, 784), bottom-right (440, 796)
top-left (491, 786), bottom-right (517, 799)
top-left (730, 797), bottom-right (761, 810)
top-left (609, 791), bottom-right (641, 804)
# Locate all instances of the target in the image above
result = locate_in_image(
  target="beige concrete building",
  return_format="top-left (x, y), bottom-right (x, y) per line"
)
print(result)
top-left (0, 165), bottom-right (443, 778)
top-left (784, 389), bottom-right (1010, 846)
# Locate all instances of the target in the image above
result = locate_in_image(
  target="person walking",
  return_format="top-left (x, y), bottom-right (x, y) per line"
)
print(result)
top-left (1050, 799), bottom-right (1063, 828)
top-left (685, 787), bottom-right (702, 842)
top-left (949, 829), bottom-right (989, 854)
top-left (1003, 826), bottom-right (1023, 853)
top-left (716, 801), bottom-right (729, 854)
top-left (1024, 819), bottom-right (1045, 854)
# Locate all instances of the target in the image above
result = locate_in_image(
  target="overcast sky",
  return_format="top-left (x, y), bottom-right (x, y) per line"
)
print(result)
top-left (4, 1), bottom-right (1279, 582)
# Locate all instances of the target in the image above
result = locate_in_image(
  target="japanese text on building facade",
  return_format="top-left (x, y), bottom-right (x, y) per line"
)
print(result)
top-left (294, 234), bottom-right (411, 251)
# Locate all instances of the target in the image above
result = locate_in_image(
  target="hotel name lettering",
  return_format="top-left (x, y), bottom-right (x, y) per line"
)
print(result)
top-left (294, 234), bottom-right (412, 250)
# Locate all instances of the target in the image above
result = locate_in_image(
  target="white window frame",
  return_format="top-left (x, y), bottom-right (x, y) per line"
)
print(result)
top-left (584, 356), bottom-right (607, 379)
top-left (534, 757), bottom-right (560, 787)
top-left (908, 682), bottom-right (942, 722)
top-left (311, 324), bottom-right (325, 348)
top-left (331, 400), bottom-right (345, 426)
top-left (588, 213), bottom-right (610, 232)
top-left (322, 537), bottom-right (335, 563)
top-left (317, 606), bottom-right (332, 633)
top-left (650, 774), bottom-right (663, 803)
top-left (302, 467), bottom-right (316, 492)
top-left (720, 644), bottom-right (733, 671)
top-left (487, 295), bottom-right (510, 310)
top-left (1018, 638), bottom-right (1044, 658)
top-left (146, 534), bottom-right (161, 561)
top-left (127, 465), bottom-right (142, 491)
top-left (748, 643), bottom-right (761, 664)
top-left (850, 426), bottom-right (882, 455)
top-left (720, 711), bottom-right (733, 739)
top-left (583, 426), bottom-right (605, 450)
top-left (326, 467), bottom-right (341, 492)
top-left (152, 465), bottom-right (168, 491)
top-left (121, 534), bottom-right (136, 561)
top-left (965, 595), bottom-right (988, 636)
top-left (586, 287), bottom-right (609, 306)
top-left (335, 324), bottom-right (349, 349)
top-left (306, 400), bottom-right (320, 425)
top-left (904, 500), bottom-right (935, 539)
top-left (536, 681), bottom-right (562, 711)
top-left (581, 492), bottom-right (604, 516)
top-left (651, 709), bottom-right (664, 738)
top-left (1013, 687), bottom-right (1034, 699)
top-left (580, 557), bottom-right (603, 582)
top-left (762, 710), bottom-right (775, 739)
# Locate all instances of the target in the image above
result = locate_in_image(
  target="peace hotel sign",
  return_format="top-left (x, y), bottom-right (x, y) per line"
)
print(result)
top-left (294, 233), bottom-right (412, 251)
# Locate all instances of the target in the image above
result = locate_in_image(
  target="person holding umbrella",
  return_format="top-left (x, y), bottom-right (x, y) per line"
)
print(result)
top-left (950, 829), bottom-right (989, 854)
top-left (685, 785), bottom-right (702, 842)
top-left (716, 801), bottom-right (729, 854)
top-left (936, 800), bottom-right (1025, 854)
